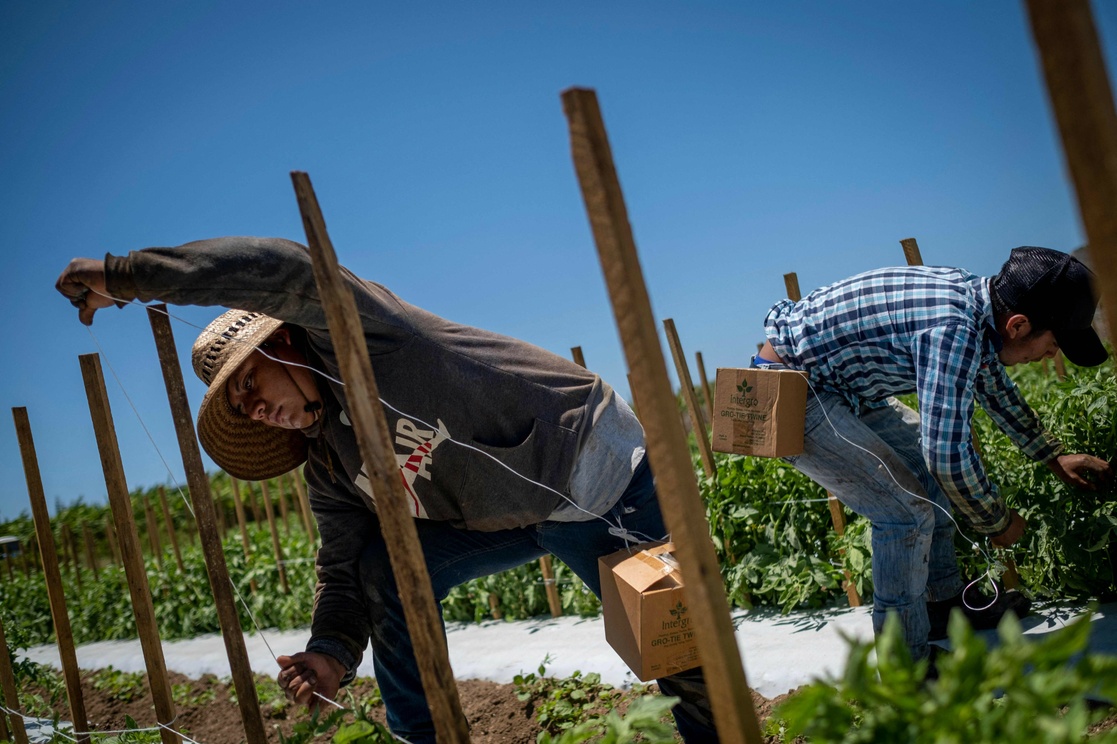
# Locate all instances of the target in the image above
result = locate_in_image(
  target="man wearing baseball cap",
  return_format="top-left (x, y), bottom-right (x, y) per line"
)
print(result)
top-left (753, 246), bottom-right (1111, 665)
top-left (56, 236), bottom-right (717, 743)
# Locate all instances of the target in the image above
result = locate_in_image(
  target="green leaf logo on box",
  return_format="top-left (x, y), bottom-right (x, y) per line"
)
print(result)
top-left (669, 601), bottom-right (687, 619)
top-left (731, 377), bottom-right (759, 407)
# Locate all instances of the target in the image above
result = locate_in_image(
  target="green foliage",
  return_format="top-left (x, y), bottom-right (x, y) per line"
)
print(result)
top-left (276, 689), bottom-right (394, 744)
top-left (514, 656), bottom-right (623, 734)
top-left (99, 715), bottom-right (163, 744)
top-left (536, 694), bottom-right (680, 744)
top-left (771, 610), bottom-right (1117, 743)
top-left (90, 667), bottom-right (146, 703)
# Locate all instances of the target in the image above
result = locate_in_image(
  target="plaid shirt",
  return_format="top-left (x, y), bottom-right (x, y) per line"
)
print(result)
top-left (764, 266), bottom-right (1062, 535)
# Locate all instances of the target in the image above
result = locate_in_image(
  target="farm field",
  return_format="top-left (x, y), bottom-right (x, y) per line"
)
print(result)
top-left (3, 355), bottom-right (1116, 741)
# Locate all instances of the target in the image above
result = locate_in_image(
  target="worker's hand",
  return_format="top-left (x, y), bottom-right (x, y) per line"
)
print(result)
top-left (56, 258), bottom-right (115, 326)
top-left (277, 652), bottom-right (345, 712)
top-left (1048, 453), bottom-right (1112, 492)
top-left (991, 509), bottom-right (1027, 549)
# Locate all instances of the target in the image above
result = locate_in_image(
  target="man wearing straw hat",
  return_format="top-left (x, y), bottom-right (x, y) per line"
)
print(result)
top-left (56, 236), bottom-right (717, 743)
top-left (752, 246), bottom-right (1111, 668)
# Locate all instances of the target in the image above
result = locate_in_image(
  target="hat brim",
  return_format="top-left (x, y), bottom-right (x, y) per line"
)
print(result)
top-left (195, 316), bottom-right (310, 480)
top-left (1055, 326), bottom-right (1109, 367)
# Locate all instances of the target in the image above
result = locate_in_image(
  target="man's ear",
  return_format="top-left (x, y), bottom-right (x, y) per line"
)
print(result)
top-left (263, 327), bottom-right (293, 348)
top-left (1002, 313), bottom-right (1032, 341)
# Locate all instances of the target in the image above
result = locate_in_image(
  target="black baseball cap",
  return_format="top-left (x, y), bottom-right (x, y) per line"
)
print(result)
top-left (992, 246), bottom-right (1107, 367)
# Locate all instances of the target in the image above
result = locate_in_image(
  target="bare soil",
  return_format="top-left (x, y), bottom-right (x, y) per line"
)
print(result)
top-left (23, 670), bottom-right (800, 744)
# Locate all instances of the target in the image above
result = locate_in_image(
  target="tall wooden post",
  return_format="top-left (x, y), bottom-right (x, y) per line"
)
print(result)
top-left (695, 351), bottom-right (714, 422)
top-left (229, 477), bottom-right (257, 595)
top-left (157, 486), bottom-right (185, 573)
top-left (570, 346), bottom-right (587, 368)
top-left (1026, 0), bottom-right (1117, 346)
top-left (0, 613), bottom-right (29, 744)
top-left (663, 319), bottom-right (717, 478)
top-left (276, 477), bottom-right (293, 536)
top-left (291, 170), bottom-right (471, 743)
top-left (62, 525), bottom-right (83, 592)
top-left (259, 480), bottom-right (289, 594)
top-left (145, 307), bottom-right (268, 744)
top-left (78, 356), bottom-right (180, 744)
top-left (784, 272), bottom-right (860, 606)
top-left (142, 493), bottom-right (163, 567)
top-left (13, 408), bottom-right (89, 744)
top-left (81, 523), bottom-right (101, 581)
top-left (288, 471), bottom-right (315, 539)
top-left (104, 514), bottom-right (120, 566)
top-left (562, 87), bottom-right (763, 743)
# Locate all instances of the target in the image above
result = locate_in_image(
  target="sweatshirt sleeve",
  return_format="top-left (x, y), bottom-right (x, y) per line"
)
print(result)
top-left (911, 322), bottom-right (1011, 536)
top-left (974, 362), bottom-right (1063, 464)
top-left (302, 447), bottom-right (379, 683)
top-left (104, 236), bottom-right (412, 350)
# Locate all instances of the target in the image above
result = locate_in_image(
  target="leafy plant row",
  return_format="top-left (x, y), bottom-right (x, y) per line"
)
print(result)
top-left (1, 355), bottom-right (1113, 647)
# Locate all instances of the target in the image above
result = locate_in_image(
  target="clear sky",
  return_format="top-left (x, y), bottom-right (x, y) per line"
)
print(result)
top-left (2, 1), bottom-right (1114, 521)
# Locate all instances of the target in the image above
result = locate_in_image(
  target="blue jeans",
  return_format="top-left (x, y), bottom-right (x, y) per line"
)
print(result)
top-left (779, 379), bottom-right (963, 660)
top-left (358, 457), bottom-right (717, 743)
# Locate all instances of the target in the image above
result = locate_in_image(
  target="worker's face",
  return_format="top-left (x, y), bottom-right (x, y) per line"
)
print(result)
top-left (998, 315), bottom-right (1060, 366)
top-left (226, 329), bottom-right (321, 430)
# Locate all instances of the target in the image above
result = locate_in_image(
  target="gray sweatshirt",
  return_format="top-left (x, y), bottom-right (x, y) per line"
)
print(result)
top-left (105, 236), bottom-right (644, 670)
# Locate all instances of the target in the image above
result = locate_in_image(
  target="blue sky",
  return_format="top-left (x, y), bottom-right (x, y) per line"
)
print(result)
top-left (2, 1), bottom-right (1114, 521)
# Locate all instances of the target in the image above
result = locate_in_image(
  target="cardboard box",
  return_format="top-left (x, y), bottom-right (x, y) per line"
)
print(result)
top-left (599, 541), bottom-right (700, 681)
top-left (712, 367), bottom-right (808, 458)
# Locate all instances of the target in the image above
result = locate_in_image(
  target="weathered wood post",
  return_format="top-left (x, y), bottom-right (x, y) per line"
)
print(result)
top-left (291, 170), bottom-right (471, 743)
top-left (78, 356), bottom-right (180, 744)
top-left (570, 345), bottom-right (587, 368)
top-left (13, 408), bottom-right (89, 744)
top-left (562, 87), bottom-right (763, 743)
top-left (901, 237), bottom-right (1022, 590)
top-left (783, 272), bottom-right (861, 606)
top-left (663, 319), bottom-right (717, 478)
top-left (0, 613), bottom-right (29, 744)
top-left (695, 351), bottom-right (714, 422)
top-left (81, 523), bottom-right (101, 581)
top-left (104, 513), bottom-right (121, 566)
top-left (1025, 0), bottom-right (1117, 348)
top-left (157, 486), bottom-right (185, 573)
top-left (276, 477), bottom-right (293, 536)
top-left (228, 477), bottom-right (258, 595)
top-left (258, 480), bottom-right (289, 594)
top-left (146, 306), bottom-right (269, 744)
top-left (61, 524), bottom-right (83, 593)
top-left (142, 493), bottom-right (163, 567)
top-left (290, 469), bottom-right (316, 541)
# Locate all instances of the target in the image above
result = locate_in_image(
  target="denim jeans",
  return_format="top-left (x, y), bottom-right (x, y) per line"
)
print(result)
top-left (357, 456), bottom-right (718, 743)
top-left (782, 386), bottom-right (964, 660)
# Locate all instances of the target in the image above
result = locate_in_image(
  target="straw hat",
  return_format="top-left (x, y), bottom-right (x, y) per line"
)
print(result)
top-left (192, 309), bottom-right (310, 480)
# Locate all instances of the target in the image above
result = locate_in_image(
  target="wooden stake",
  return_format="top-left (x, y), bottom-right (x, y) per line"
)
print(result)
top-left (13, 408), bottom-right (89, 744)
top-left (289, 470), bottom-right (315, 540)
top-left (277, 477), bottom-right (293, 536)
top-left (62, 525), bottom-right (83, 592)
top-left (570, 345), bottom-right (587, 367)
top-left (1026, 0), bottom-right (1117, 346)
top-left (157, 487), bottom-right (185, 573)
top-left (1054, 351), bottom-right (1067, 379)
top-left (900, 237), bottom-right (924, 267)
top-left (0, 613), bottom-right (29, 744)
top-left (562, 87), bottom-right (763, 743)
top-left (783, 272), bottom-right (801, 302)
top-left (81, 523), bottom-right (101, 581)
top-left (487, 592), bottom-right (503, 620)
top-left (695, 351), bottom-right (714, 422)
top-left (79, 355), bottom-right (180, 744)
top-left (663, 319), bottom-right (717, 478)
top-left (143, 493), bottom-right (163, 567)
top-left (291, 170), bottom-right (471, 743)
top-left (145, 307), bottom-right (268, 744)
top-left (228, 477), bottom-right (257, 595)
top-left (259, 480), bottom-right (289, 594)
top-left (104, 513), bottom-right (120, 566)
